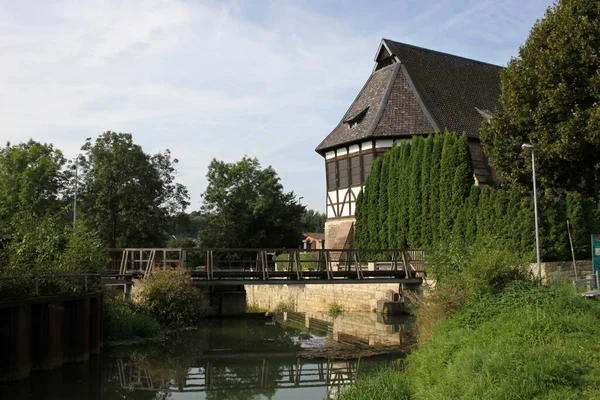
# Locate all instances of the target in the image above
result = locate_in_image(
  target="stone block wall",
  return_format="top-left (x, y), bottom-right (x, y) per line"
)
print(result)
top-left (246, 283), bottom-right (402, 313)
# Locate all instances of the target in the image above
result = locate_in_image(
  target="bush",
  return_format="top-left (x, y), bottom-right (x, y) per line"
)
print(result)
top-left (136, 269), bottom-right (207, 327)
top-left (273, 299), bottom-right (295, 313)
top-left (415, 239), bottom-right (530, 343)
top-left (328, 301), bottom-right (344, 317)
top-left (103, 297), bottom-right (160, 341)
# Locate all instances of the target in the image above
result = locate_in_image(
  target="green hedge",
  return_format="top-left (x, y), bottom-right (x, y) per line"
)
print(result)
top-left (354, 132), bottom-right (600, 260)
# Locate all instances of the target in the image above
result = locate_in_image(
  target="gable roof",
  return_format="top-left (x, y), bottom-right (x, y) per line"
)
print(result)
top-left (316, 39), bottom-right (503, 154)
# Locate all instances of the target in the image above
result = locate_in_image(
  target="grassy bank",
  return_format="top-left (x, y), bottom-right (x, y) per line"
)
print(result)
top-left (342, 282), bottom-right (600, 399)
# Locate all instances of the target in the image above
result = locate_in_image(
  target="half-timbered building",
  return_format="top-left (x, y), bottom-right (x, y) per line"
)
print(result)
top-left (315, 39), bottom-right (503, 249)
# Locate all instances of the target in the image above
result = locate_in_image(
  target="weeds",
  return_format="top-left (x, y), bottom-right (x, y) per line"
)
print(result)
top-left (103, 297), bottom-right (160, 341)
top-left (246, 303), bottom-right (268, 313)
top-left (273, 299), bottom-right (295, 313)
top-left (328, 301), bottom-right (344, 317)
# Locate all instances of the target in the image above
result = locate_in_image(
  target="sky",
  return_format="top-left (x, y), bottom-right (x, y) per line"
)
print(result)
top-left (0, 0), bottom-right (555, 212)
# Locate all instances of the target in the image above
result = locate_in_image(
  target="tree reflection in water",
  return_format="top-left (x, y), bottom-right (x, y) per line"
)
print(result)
top-left (106, 316), bottom-right (377, 399)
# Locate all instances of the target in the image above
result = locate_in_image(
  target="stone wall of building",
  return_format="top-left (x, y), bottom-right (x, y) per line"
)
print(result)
top-left (246, 283), bottom-right (403, 313)
top-left (324, 217), bottom-right (355, 250)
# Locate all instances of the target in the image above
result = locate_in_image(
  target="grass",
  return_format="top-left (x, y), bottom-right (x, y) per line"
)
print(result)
top-left (339, 282), bottom-right (600, 399)
top-left (246, 303), bottom-right (268, 313)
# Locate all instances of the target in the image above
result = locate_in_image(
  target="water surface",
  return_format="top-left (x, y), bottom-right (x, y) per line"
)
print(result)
top-left (1, 313), bottom-right (414, 399)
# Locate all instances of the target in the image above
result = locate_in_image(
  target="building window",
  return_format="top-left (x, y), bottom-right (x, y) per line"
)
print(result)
top-left (326, 161), bottom-right (336, 190)
top-left (350, 156), bottom-right (361, 185)
top-left (363, 153), bottom-right (373, 180)
top-left (338, 158), bottom-right (349, 188)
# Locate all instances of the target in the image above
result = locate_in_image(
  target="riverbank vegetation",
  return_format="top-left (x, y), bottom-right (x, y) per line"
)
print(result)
top-left (342, 242), bottom-right (600, 399)
top-left (103, 269), bottom-right (209, 341)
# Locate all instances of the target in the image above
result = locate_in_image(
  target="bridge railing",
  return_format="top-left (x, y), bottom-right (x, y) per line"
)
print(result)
top-left (0, 273), bottom-right (102, 300)
top-left (107, 248), bottom-right (426, 282)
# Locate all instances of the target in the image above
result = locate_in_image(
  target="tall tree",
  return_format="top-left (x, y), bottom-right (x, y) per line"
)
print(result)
top-left (428, 134), bottom-right (444, 242)
top-left (378, 151), bottom-right (392, 248)
top-left (386, 145), bottom-right (401, 248)
top-left (365, 157), bottom-right (383, 248)
top-left (0, 140), bottom-right (67, 234)
top-left (481, 0), bottom-right (600, 196)
top-left (302, 209), bottom-right (326, 233)
top-left (419, 135), bottom-right (434, 246)
top-left (408, 136), bottom-right (425, 247)
top-left (198, 157), bottom-right (305, 249)
top-left (396, 142), bottom-right (412, 248)
top-left (439, 132), bottom-right (459, 238)
top-left (78, 132), bottom-right (189, 248)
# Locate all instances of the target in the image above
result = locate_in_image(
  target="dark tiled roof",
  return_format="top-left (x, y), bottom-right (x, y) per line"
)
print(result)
top-left (315, 63), bottom-right (397, 152)
top-left (384, 40), bottom-right (502, 139)
top-left (315, 40), bottom-right (502, 153)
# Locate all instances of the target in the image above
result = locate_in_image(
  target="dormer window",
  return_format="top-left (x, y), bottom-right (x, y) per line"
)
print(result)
top-left (344, 107), bottom-right (369, 129)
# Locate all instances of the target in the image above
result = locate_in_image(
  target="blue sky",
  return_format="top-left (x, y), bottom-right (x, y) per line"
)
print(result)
top-left (0, 0), bottom-right (554, 212)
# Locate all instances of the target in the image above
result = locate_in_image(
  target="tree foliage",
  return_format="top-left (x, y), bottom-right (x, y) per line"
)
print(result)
top-left (197, 157), bottom-right (305, 249)
top-left (78, 132), bottom-right (189, 248)
top-left (481, 0), bottom-right (600, 196)
top-left (0, 140), bottom-right (67, 235)
top-left (302, 209), bottom-right (326, 233)
top-left (354, 131), bottom-right (600, 260)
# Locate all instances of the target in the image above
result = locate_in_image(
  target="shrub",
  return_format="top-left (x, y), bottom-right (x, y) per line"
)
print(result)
top-left (103, 297), bottom-right (160, 341)
top-left (273, 299), bottom-right (295, 313)
top-left (328, 301), bottom-right (344, 317)
top-left (135, 269), bottom-right (207, 328)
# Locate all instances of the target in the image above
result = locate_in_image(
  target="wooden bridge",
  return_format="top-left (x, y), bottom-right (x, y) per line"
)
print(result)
top-left (103, 248), bottom-right (425, 287)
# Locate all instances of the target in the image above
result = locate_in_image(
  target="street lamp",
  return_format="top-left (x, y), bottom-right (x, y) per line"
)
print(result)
top-left (522, 143), bottom-right (541, 282)
top-left (73, 154), bottom-right (80, 225)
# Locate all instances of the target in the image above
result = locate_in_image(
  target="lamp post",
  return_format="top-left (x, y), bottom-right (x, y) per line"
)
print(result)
top-left (73, 154), bottom-right (80, 225)
top-left (522, 143), bottom-right (541, 282)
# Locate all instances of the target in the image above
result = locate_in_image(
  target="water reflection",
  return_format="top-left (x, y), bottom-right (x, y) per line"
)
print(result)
top-left (2, 314), bottom-right (412, 399)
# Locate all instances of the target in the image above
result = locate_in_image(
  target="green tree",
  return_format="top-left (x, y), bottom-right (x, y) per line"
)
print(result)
top-left (464, 186), bottom-right (480, 243)
top-left (354, 191), bottom-right (367, 248)
top-left (396, 142), bottom-right (412, 248)
top-left (365, 157), bottom-right (383, 248)
top-left (78, 132), bottom-right (189, 248)
top-left (481, 0), bottom-right (600, 196)
top-left (301, 209), bottom-right (326, 233)
top-left (198, 157), bottom-right (305, 249)
top-left (386, 145), bottom-right (402, 248)
top-left (539, 189), bottom-right (569, 260)
top-left (420, 135), bottom-right (435, 246)
top-left (439, 132), bottom-right (459, 238)
top-left (429, 134), bottom-right (444, 242)
top-left (378, 150), bottom-right (392, 247)
top-left (566, 192), bottom-right (600, 258)
top-left (0, 140), bottom-right (67, 235)
top-left (451, 135), bottom-right (473, 210)
top-left (408, 137), bottom-right (425, 247)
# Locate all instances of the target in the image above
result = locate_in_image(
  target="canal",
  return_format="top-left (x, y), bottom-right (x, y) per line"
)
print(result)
top-left (1, 312), bottom-right (414, 399)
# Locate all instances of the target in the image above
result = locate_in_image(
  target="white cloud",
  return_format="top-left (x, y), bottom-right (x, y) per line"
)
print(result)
top-left (0, 0), bottom-right (553, 213)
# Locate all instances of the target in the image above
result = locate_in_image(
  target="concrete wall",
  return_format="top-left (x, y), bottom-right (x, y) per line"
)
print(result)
top-left (246, 283), bottom-right (403, 313)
